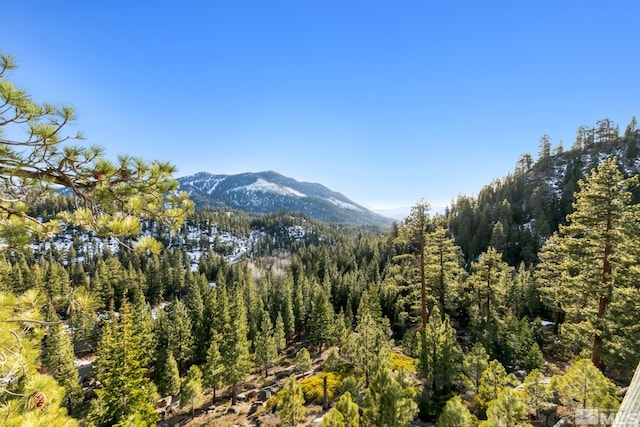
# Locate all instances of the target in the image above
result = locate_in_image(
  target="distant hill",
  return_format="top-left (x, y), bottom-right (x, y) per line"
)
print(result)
top-left (447, 116), bottom-right (640, 266)
top-left (177, 171), bottom-right (393, 226)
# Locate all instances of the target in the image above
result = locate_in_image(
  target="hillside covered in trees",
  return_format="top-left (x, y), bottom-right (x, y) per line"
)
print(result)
top-left (1, 52), bottom-right (639, 427)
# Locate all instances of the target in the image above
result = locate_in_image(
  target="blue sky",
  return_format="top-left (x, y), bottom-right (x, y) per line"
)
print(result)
top-left (3, 1), bottom-right (640, 214)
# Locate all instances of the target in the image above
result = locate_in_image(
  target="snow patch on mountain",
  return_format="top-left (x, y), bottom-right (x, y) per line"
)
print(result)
top-left (326, 197), bottom-right (362, 211)
top-left (230, 178), bottom-right (306, 198)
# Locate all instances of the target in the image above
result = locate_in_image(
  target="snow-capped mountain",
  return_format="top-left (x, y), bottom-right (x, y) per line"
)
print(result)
top-left (177, 171), bottom-right (393, 225)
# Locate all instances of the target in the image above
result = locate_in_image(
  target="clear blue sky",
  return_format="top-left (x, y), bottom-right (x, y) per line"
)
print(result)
top-left (4, 1), bottom-right (639, 213)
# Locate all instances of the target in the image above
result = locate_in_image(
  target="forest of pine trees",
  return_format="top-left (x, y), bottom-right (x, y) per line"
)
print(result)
top-left (1, 52), bottom-right (638, 426)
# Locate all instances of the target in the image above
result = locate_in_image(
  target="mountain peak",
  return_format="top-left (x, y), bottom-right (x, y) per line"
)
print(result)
top-left (177, 171), bottom-right (392, 226)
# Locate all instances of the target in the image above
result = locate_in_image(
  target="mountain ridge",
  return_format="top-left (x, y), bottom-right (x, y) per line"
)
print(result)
top-left (177, 171), bottom-right (393, 226)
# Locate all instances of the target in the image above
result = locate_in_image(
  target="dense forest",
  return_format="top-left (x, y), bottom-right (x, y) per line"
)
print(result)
top-left (1, 52), bottom-right (639, 426)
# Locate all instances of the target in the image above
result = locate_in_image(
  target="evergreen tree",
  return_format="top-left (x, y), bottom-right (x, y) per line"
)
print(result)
top-left (280, 375), bottom-right (306, 427)
top-left (462, 342), bottom-right (490, 395)
top-left (221, 283), bottom-right (251, 405)
top-left (469, 247), bottom-right (510, 324)
top-left (362, 367), bottom-right (418, 427)
top-left (0, 51), bottom-right (192, 247)
top-left (348, 310), bottom-right (391, 387)
top-left (522, 369), bottom-right (552, 418)
top-left (180, 365), bottom-right (203, 417)
top-left (496, 315), bottom-right (534, 370)
top-left (550, 359), bottom-right (619, 413)
top-left (88, 300), bottom-right (159, 426)
top-left (295, 347), bottom-right (312, 373)
top-left (308, 284), bottom-right (334, 349)
top-left (481, 388), bottom-right (532, 427)
top-left (164, 299), bottom-right (194, 373)
top-left (330, 309), bottom-right (351, 349)
top-left (418, 306), bottom-right (462, 394)
top-left (203, 339), bottom-right (223, 403)
top-left (524, 342), bottom-right (544, 372)
top-left (254, 310), bottom-right (277, 377)
top-left (65, 285), bottom-right (99, 355)
top-left (339, 376), bottom-right (361, 405)
top-left (0, 290), bottom-right (77, 426)
top-left (537, 157), bottom-right (638, 370)
top-left (321, 408), bottom-right (347, 427)
top-left (437, 396), bottom-right (474, 427)
top-left (156, 351), bottom-right (181, 397)
top-left (425, 225), bottom-right (464, 317)
top-left (397, 199), bottom-right (431, 328)
top-left (185, 281), bottom-right (207, 363)
top-left (279, 280), bottom-right (295, 342)
top-left (42, 306), bottom-right (83, 413)
top-left (322, 391), bottom-right (360, 427)
top-left (476, 360), bottom-right (518, 415)
top-left (274, 312), bottom-right (287, 352)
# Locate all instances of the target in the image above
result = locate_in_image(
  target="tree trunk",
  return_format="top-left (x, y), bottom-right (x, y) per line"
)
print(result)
top-left (593, 217), bottom-right (612, 369)
top-left (420, 235), bottom-right (427, 328)
top-left (323, 375), bottom-right (329, 410)
top-left (486, 265), bottom-right (492, 323)
top-left (231, 382), bottom-right (237, 405)
top-left (439, 248), bottom-right (445, 319)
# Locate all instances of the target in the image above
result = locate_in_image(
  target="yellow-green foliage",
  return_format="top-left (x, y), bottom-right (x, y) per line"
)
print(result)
top-left (265, 395), bottom-right (281, 412)
top-left (299, 372), bottom-right (341, 404)
top-left (267, 373), bottom-right (343, 408)
top-left (390, 352), bottom-right (417, 372)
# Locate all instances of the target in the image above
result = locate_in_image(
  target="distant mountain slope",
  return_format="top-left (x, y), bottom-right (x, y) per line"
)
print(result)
top-left (447, 116), bottom-right (640, 266)
top-left (177, 171), bottom-right (393, 226)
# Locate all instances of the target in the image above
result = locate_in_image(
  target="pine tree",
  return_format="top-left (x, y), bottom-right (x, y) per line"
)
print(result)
top-left (185, 281), bottom-right (207, 363)
top-left (522, 369), bottom-right (552, 418)
top-left (524, 342), bottom-right (544, 372)
top-left (550, 359), bottom-right (619, 413)
top-left (437, 396), bottom-right (474, 427)
top-left (88, 300), bottom-right (159, 426)
top-left (469, 247), bottom-right (510, 324)
top-left (274, 312), bottom-right (287, 352)
top-left (308, 284), bottom-right (334, 349)
top-left (295, 347), bottom-right (312, 373)
top-left (537, 157), bottom-right (638, 370)
top-left (362, 367), bottom-right (418, 427)
top-left (425, 225), bottom-right (464, 317)
top-left (0, 290), bottom-right (77, 426)
top-left (0, 54), bottom-right (192, 248)
top-left (482, 388), bottom-right (532, 427)
top-left (397, 199), bottom-right (431, 328)
top-left (221, 283), bottom-right (251, 405)
top-left (330, 309), bottom-right (351, 349)
top-left (180, 365), bottom-right (203, 417)
top-left (203, 339), bottom-right (223, 403)
top-left (322, 391), bottom-right (360, 427)
top-left (279, 280), bottom-right (295, 342)
top-left (156, 351), bottom-right (181, 397)
top-left (280, 375), bottom-right (306, 427)
top-left (462, 342), bottom-right (490, 395)
top-left (65, 285), bottom-right (99, 354)
top-left (254, 310), bottom-right (277, 377)
top-left (321, 408), bottom-right (347, 427)
top-left (348, 310), bottom-right (391, 387)
top-left (41, 306), bottom-right (83, 413)
top-left (164, 299), bottom-right (194, 373)
top-left (476, 360), bottom-right (518, 415)
top-left (418, 306), bottom-right (462, 394)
